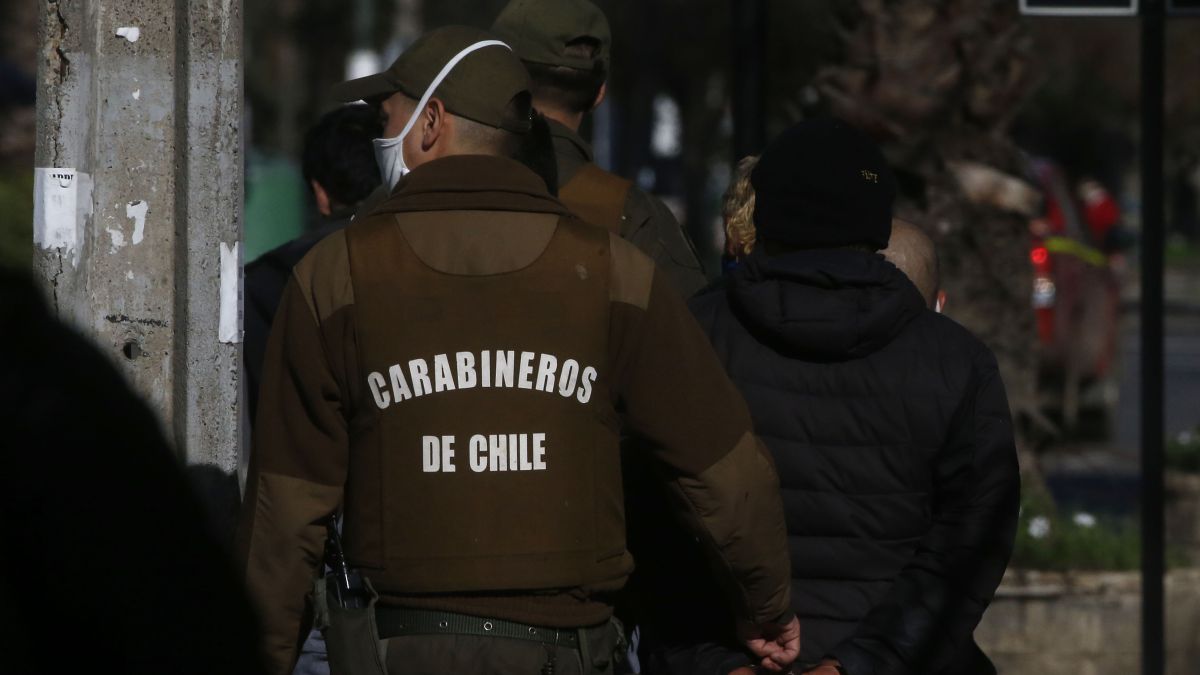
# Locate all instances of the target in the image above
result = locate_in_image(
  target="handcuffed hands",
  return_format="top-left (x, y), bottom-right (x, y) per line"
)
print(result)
top-left (741, 615), bottom-right (801, 673)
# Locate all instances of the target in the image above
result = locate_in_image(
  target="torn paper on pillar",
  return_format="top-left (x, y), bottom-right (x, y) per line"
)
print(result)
top-left (126, 200), bottom-right (148, 244)
top-left (219, 242), bottom-right (242, 344)
top-left (116, 26), bottom-right (141, 43)
top-left (33, 168), bottom-right (79, 255)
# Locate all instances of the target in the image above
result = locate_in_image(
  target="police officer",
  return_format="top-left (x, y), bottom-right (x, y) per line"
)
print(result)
top-left (237, 26), bottom-right (798, 675)
top-left (491, 0), bottom-right (707, 297)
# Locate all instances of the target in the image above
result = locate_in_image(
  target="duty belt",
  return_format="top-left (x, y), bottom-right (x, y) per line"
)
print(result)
top-left (374, 607), bottom-right (581, 649)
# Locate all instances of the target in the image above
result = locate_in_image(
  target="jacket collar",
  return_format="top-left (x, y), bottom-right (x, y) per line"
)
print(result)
top-left (728, 248), bottom-right (926, 360)
top-left (374, 154), bottom-right (570, 216)
top-left (547, 119), bottom-right (594, 163)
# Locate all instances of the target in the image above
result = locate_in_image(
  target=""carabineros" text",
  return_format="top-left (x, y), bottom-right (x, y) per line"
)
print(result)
top-left (367, 350), bottom-right (598, 410)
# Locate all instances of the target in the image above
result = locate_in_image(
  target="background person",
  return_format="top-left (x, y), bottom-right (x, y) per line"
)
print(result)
top-left (720, 157), bottom-right (944, 315)
top-left (243, 104), bottom-right (383, 430)
top-left (719, 154), bottom-right (759, 272)
top-left (636, 118), bottom-right (1019, 675)
top-left (491, 0), bottom-right (707, 297)
top-left (882, 218), bottom-right (945, 312)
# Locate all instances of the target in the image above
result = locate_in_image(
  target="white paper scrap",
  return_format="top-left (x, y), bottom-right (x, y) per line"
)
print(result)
top-left (126, 200), bottom-right (148, 244)
top-left (33, 168), bottom-right (79, 252)
top-left (219, 241), bottom-right (242, 344)
top-left (116, 26), bottom-right (140, 43)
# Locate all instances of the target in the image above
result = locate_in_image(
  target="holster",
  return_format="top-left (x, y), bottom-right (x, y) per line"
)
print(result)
top-left (311, 575), bottom-right (387, 675)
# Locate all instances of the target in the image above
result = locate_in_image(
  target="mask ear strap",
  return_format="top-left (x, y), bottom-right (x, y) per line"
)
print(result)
top-left (397, 39), bottom-right (512, 141)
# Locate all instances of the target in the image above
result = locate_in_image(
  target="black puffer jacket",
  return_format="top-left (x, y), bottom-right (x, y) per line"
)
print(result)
top-left (636, 249), bottom-right (1019, 675)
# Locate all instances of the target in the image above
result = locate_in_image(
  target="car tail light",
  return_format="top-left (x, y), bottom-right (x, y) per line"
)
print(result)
top-left (1031, 246), bottom-right (1049, 266)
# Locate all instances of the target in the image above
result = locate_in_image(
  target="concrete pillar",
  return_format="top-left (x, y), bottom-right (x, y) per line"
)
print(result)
top-left (34, 0), bottom-right (243, 530)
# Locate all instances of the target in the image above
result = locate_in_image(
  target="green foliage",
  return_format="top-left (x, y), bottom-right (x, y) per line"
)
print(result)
top-left (0, 169), bottom-right (32, 270)
top-left (1167, 428), bottom-right (1200, 473)
top-left (1011, 486), bottom-right (1141, 571)
top-left (1166, 236), bottom-right (1200, 269)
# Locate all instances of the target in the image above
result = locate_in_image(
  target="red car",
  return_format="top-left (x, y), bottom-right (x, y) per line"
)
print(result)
top-left (1029, 160), bottom-right (1123, 436)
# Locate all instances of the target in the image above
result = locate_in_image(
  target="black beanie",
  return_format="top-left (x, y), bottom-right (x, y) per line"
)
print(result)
top-left (751, 117), bottom-right (896, 251)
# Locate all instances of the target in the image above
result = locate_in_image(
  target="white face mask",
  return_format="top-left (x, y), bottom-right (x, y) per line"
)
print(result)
top-left (374, 39), bottom-right (512, 190)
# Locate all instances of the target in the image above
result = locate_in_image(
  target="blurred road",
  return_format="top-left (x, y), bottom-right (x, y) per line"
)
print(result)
top-left (1043, 310), bottom-right (1200, 516)
top-left (1114, 313), bottom-right (1200, 451)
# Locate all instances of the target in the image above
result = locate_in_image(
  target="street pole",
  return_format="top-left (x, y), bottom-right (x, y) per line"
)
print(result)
top-left (1140, 1), bottom-right (1166, 673)
top-left (34, 0), bottom-right (244, 537)
top-left (732, 0), bottom-right (767, 162)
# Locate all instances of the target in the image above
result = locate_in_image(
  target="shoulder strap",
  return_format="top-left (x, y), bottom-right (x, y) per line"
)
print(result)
top-left (557, 163), bottom-right (634, 234)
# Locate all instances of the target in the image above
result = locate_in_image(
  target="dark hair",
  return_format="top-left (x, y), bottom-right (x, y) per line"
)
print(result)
top-left (523, 40), bottom-right (606, 115)
top-left (301, 104), bottom-right (383, 210)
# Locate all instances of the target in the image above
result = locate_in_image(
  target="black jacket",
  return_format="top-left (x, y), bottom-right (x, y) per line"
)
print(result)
top-left (634, 249), bottom-right (1019, 675)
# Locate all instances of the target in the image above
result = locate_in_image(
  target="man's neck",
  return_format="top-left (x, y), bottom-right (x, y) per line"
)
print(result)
top-left (537, 105), bottom-right (585, 133)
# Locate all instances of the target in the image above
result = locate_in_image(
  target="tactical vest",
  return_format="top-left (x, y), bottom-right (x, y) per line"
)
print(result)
top-left (341, 211), bottom-right (631, 596)
top-left (557, 163), bottom-right (634, 235)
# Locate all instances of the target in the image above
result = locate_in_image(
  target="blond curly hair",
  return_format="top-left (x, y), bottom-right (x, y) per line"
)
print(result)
top-left (722, 155), bottom-right (760, 258)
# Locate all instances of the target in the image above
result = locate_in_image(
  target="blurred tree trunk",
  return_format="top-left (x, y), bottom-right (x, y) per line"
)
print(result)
top-left (796, 0), bottom-right (1044, 483)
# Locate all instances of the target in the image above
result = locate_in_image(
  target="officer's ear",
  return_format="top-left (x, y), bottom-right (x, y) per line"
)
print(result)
top-left (420, 97), bottom-right (448, 151)
top-left (591, 82), bottom-right (607, 112)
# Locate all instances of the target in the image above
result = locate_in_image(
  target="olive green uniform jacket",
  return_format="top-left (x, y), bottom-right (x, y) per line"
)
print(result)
top-left (353, 122), bottom-right (707, 298)
top-left (236, 155), bottom-right (789, 675)
top-left (549, 120), bottom-right (708, 297)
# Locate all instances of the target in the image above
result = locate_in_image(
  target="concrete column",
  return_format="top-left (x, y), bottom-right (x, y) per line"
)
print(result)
top-left (34, 0), bottom-right (243, 530)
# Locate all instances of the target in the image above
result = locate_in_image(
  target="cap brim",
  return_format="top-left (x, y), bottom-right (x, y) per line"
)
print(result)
top-left (330, 72), bottom-right (397, 103)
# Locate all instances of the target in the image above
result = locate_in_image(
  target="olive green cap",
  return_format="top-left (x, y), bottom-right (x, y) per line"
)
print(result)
top-left (491, 0), bottom-right (611, 72)
top-left (330, 25), bottom-right (532, 132)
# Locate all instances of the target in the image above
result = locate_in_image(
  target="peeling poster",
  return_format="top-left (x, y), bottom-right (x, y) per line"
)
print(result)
top-left (219, 241), bottom-right (242, 344)
top-left (33, 168), bottom-right (79, 251)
